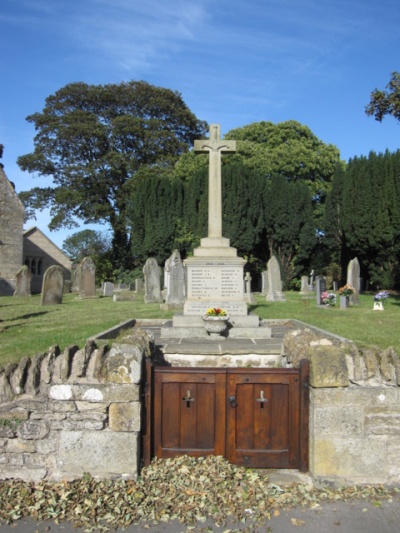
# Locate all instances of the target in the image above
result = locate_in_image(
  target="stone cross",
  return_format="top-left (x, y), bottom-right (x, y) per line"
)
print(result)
top-left (194, 124), bottom-right (236, 239)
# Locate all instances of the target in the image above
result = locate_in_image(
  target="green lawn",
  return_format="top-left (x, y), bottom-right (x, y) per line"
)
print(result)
top-left (0, 290), bottom-right (398, 367)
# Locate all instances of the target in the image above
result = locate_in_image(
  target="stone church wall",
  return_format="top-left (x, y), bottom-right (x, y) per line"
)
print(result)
top-left (0, 167), bottom-right (25, 285)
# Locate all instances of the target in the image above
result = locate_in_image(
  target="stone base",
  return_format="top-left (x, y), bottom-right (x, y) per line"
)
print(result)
top-left (193, 237), bottom-right (237, 257)
top-left (159, 303), bottom-right (184, 311)
top-left (161, 314), bottom-right (271, 339)
top-left (172, 314), bottom-right (260, 328)
top-left (163, 353), bottom-right (280, 367)
top-left (266, 291), bottom-right (286, 302)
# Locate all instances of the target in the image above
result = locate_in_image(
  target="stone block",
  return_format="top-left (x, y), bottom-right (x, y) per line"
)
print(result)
top-left (313, 406), bottom-right (363, 436)
top-left (75, 401), bottom-right (107, 412)
top-left (364, 414), bottom-right (400, 435)
top-left (309, 346), bottom-right (349, 388)
top-left (311, 435), bottom-right (388, 482)
top-left (109, 402), bottom-right (141, 432)
top-left (103, 344), bottom-right (144, 384)
top-left (57, 430), bottom-right (140, 478)
top-left (6, 439), bottom-right (36, 453)
top-left (17, 420), bottom-right (49, 440)
top-left (0, 467), bottom-right (47, 482)
top-left (228, 327), bottom-right (271, 339)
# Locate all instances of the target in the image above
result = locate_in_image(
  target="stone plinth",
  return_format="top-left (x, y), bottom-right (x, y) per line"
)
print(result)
top-left (183, 256), bottom-right (247, 316)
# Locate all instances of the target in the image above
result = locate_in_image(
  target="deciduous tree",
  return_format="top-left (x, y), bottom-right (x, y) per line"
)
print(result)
top-left (365, 72), bottom-right (400, 123)
top-left (17, 80), bottom-right (207, 267)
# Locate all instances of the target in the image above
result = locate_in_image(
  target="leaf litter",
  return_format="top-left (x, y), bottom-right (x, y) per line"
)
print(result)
top-left (0, 455), bottom-right (396, 531)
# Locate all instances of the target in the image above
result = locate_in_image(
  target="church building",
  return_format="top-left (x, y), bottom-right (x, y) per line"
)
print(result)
top-left (0, 165), bottom-right (72, 295)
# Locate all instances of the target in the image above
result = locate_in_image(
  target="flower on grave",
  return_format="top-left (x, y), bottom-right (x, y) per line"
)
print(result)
top-left (205, 307), bottom-right (227, 317)
top-left (338, 284), bottom-right (354, 297)
top-left (321, 291), bottom-right (336, 306)
top-left (374, 291), bottom-right (389, 302)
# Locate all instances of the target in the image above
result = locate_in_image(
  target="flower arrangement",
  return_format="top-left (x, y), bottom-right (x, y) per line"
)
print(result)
top-left (321, 291), bottom-right (336, 306)
top-left (205, 307), bottom-right (227, 317)
top-left (338, 284), bottom-right (354, 297)
top-left (374, 291), bottom-right (389, 302)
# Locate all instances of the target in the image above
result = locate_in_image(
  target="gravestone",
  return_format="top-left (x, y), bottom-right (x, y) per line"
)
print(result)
top-left (71, 265), bottom-right (82, 293)
top-left (41, 265), bottom-right (64, 305)
top-left (79, 257), bottom-right (96, 299)
top-left (183, 124), bottom-right (247, 316)
top-left (244, 272), bottom-right (256, 304)
top-left (309, 269), bottom-right (315, 291)
top-left (347, 257), bottom-right (360, 304)
top-left (13, 265), bottom-right (32, 297)
top-left (143, 258), bottom-right (162, 303)
top-left (300, 275), bottom-right (310, 295)
top-left (135, 278), bottom-right (144, 293)
top-left (266, 256), bottom-right (286, 302)
top-left (0, 278), bottom-right (14, 296)
top-left (165, 250), bottom-right (185, 306)
top-left (261, 270), bottom-right (268, 295)
top-left (103, 282), bottom-right (114, 297)
top-left (316, 276), bottom-right (327, 306)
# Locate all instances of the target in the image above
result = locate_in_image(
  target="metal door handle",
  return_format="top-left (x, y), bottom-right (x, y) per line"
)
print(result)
top-left (229, 396), bottom-right (238, 407)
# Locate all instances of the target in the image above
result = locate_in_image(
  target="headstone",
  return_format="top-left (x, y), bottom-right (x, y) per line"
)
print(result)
top-left (0, 278), bottom-right (15, 296)
top-left (266, 257), bottom-right (286, 301)
top-left (13, 265), bottom-right (32, 297)
top-left (183, 124), bottom-right (247, 316)
top-left (309, 269), bottom-right (315, 291)
top-left (347, 257), bottom-right (360, 304)
top-left (63, 280), bottom-right (71, 293)
top-left (165, 250), bottom-right (185, 305)
top-left (41, 265), bottom-right (64, 305)
top-left (79, 257), bottom-right (96, 299)
top-left (71, 265), bottom-right (82, 293)
top-left (244, 272), bottom-right (255, 304)
top-left (316, 276), bottom-right (327, 306)
top-left (135, 278), bottom-right (144, 293)
top-left (143, 258), bottom-right (162, 303)
top-left (300, 275), bottom-right (310, 295)
top-left (103, 281), bottom-right (114, 297)
top-left (261, 270), bottom-right (268, 295)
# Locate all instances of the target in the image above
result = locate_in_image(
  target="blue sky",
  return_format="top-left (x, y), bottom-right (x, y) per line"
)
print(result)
top-left (1, 0), bottom-right (399, 249)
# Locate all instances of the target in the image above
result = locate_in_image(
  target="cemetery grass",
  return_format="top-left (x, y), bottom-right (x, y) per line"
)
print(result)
top-left (0, 291), bottom-right (399, 367)
top-left (0, 292), bottom-right (175, 367)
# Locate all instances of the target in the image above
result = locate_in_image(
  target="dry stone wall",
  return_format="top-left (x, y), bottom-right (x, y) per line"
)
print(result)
top-left (0, 330), bottom-right (153, 482)
top-left (283, 329), bottom-right (400, 485)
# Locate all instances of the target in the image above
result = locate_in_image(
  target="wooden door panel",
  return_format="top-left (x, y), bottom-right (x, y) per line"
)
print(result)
top-left (154, 369), bottom-right (226, 458)
top-left (226, 371), bottom-right (300, 468)
top-left (150, 362), bottom-right (309, 471)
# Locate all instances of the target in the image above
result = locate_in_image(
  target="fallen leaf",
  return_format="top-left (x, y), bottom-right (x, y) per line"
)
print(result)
top-left (291, 518), bottom-right (305, 526)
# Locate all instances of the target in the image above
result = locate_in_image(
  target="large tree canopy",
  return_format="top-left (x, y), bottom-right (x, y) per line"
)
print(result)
top-left (17, 80), bottom-right (207, 266)
top-left (225, 121), bottom-right (342, 209)
top-left (365, 72), bottom-right (400, 123)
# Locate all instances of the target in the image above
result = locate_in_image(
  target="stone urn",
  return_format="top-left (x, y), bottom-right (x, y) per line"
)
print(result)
top-left (340, 296), bottom-right (349, 309)
top-left (202, 316), bottom-right (230, 337)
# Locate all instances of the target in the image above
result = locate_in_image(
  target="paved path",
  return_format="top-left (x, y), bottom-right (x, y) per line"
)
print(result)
top-left (2, 497), bottom-right (400, 532)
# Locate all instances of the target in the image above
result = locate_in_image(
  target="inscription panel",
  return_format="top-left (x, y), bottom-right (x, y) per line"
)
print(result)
top-left (188, 266), bottom-right (243, 300)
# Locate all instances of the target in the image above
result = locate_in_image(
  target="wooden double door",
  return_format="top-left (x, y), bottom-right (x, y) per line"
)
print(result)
top-left (143, 361), bottom-right (309, 471)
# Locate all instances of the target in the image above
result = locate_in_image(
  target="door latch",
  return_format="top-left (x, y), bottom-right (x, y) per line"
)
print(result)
top-left (229, 395), bottom-right (238, 407)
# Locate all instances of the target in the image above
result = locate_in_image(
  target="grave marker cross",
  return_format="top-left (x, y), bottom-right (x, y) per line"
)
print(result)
top-left (194, 124), bottom-right (236, 239)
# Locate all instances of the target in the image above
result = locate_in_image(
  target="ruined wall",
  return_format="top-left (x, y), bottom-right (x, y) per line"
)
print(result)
top-left (283, 329), bottom-right (400, 485)
top-left (0, 330), bottom-right (153, 482)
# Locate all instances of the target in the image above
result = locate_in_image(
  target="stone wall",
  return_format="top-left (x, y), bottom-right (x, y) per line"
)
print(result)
top-left (1, 324), bottom-right (400, 485)
top-left (283, 329), bottom-right (400, 485)
top-left (0, 166), bottom-right (25, 283)
top-left (0, 330), bottom-right (153, 482)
